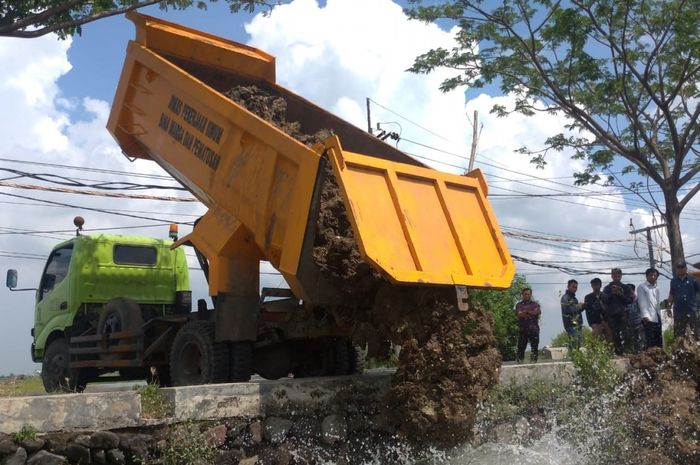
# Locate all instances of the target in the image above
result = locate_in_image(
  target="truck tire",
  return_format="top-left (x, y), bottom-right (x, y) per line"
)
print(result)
top-left (98, 297), bottom-right (143, 336)
top-left (333, 340), bottom-right (365, 375)
top-left (98, 297), bottom-right (143, 362)
top-left (169, 321), bottom-right (229, 386)
top-left (230, 342), bottom-right (252, 382)
top-left (41, 338), bottom-right (88, 393)
top-left (292, 339), bottom-right (334, 378)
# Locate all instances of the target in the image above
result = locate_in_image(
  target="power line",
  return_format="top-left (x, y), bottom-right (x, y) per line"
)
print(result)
top-left (0, 182), bottom-right (197, 202)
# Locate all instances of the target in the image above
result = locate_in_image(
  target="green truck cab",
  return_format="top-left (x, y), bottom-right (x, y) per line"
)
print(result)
top-left (7, 226), bottom-right (191, 392)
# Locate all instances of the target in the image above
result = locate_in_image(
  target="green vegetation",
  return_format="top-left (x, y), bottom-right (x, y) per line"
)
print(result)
top-left (550, 327), bottom-right (594, 349)
top-left (407, 0), bottom-right (700, 265)
top-left (139, 383), bottom-right (174, 419)
top-left (0, 375), bottom-right (45, 397)
top-left (0, 1), bottom-right (281, 39)
top-left (569, 336), bottom-right (620, 393)
top-left (12, 424), bottom-right (38, 442)
top-left (472, 274), bottom-right (530, 361)
top-left (158, 422), bottom-right (218, 465)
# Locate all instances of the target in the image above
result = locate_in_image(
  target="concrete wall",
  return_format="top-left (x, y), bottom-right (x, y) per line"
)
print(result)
top-left (0, 363), bottom-right (628, 434)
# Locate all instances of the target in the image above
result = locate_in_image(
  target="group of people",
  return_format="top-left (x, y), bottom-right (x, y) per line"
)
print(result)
top-left (513, 260), bottom-right (699, 362)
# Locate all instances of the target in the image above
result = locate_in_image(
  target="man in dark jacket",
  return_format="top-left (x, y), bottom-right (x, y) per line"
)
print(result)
top-left (668, 260), bottom-right (700, 339)
top-left (583, 277), bottom-right (611, 342)
top-left (561, 279), bottom-right (583, 349)
top-left (515, 288), bottom-right (541, 363)
top-left (602, 268), bottom-right (632, 355)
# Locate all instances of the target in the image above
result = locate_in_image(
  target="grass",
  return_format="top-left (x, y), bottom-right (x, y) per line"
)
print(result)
top-left (0, 375), bottom-right (45, 397)
top-left (139, 383), bottom-right (174, 419)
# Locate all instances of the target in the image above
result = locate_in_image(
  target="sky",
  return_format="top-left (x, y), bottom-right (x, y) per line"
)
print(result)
top-left (1, 0), bottom-right (699, 375)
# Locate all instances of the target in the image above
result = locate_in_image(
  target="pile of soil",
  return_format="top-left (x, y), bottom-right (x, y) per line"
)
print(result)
top-left (625, 338), bottom-right (700, 464)
top-left (224, 84), bottom-right (501, 447)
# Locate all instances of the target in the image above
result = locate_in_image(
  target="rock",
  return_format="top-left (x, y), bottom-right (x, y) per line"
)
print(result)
top-left (0, 440), bottom-right (18, 456)
top-left (18, 439), bottom-right (44, 455)
top-left (263, 418), bottom-right (293, 445)
top-left (65, 444), bottom-right (90, 464)
top-left (494, 422), bottom-right (516, 444)
top-left (214, 449), bottom-right (244, 465)
top-left (119, 434), bottom-right (151, 460)
top-left (91, 449), bottom-right (105, 465)
top-left (204, 425), bottom-right (227, 448)
top-left (514, 417), bottom-right (530, 442)
top-left (290, 417), bottom-right (320, 439)
top-left (105, 449), bottom-right (124, 465)
top-left (248, 421), bottom-right (263, 445)
top-left (238, 456), bottom-right (258, 465)
top-left (368, 413), bottom-right (395, 435)
top-left (321, 414), bottom-right (347, 445)
top-left (72, 436), bottom-right (90, 449)
top-left (26, 450), bottom-right (67, 465)
top-left (89, 432), bottom-right (119, 451)
top-left (2, 447), bottom-right (27, 465)
top-left (0, 435), bottom-right (10, 444)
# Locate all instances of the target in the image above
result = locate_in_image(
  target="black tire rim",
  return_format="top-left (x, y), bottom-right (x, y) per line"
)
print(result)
top-left (103, 311), bottom-right (123, 335)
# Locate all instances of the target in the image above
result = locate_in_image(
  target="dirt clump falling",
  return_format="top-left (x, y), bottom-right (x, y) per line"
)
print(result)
top-left (224, 84), bottom-right (500, 447)
top-left (625, 337), bottom-right (700, 463)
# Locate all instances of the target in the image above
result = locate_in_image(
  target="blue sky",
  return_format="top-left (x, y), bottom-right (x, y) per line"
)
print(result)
top-left (0, 0), bottom-right (696, 375)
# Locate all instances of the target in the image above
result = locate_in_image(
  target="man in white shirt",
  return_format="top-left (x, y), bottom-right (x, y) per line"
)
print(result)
top-left (637, 268), bottom-right (662, 348)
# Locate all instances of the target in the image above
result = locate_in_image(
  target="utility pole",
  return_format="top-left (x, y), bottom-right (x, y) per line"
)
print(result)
top-left (630, 221), bottom-right (667, 269)
top-left (366, 97), bottom-right (372, 135)
top-left (467, 110), bottom-right (480, 172)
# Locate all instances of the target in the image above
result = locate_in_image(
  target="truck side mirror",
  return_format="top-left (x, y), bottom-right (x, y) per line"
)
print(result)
top-left (6, 269), bottom-right (17, 289)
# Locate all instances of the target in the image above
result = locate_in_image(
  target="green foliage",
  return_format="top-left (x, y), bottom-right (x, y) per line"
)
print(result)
top-left (663, 326), bottom-right (674, 354)
top-left (406, 0), bottom-right (700, 265)
top-left (569, 335), bottom-right (620, 394)
top-left (481, 378), bottom-right (569, 424)
top-left (12, 424), bottom-right (37, 442)
top-left (159, 421), bottom-right (218, 465)
top-left (471, 274), bottom-right (530, 361)
top-left (139, 382), bottom-right (174, 419)
top-left (0, 1), bottom-right (281, 39)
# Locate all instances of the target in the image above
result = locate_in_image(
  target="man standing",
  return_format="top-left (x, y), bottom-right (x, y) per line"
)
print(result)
top-left (561, 279), bottom-right (583, 349)
top-left (602, 268), bottom-right (632, 355)
top-left (637, 268), bottom-right (663, 348)
top-left (515, 288), bottom-right (541, 363)
top-left (625, 284), bottom-right (642, 353)
top-left (583, 278), bottom-right (611, 341)
top-left (668, 261), bottom-right (700, 339)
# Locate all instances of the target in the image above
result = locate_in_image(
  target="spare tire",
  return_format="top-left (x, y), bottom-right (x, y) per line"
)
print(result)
top-left (97, 297), bottom-right (143, 361)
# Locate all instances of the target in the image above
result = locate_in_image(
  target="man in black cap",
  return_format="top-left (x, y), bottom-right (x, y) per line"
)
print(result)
top-left (602, 267), bottom-right (632, 355)
top-left (668, 260), bottom-right (700, 339)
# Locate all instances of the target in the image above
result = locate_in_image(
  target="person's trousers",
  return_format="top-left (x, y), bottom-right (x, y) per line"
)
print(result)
top-left (564, 323), bottom-right (582, 350)
top-left (517, 330), bottom-right (539, 362)
top-left (606, 313), bottom-right (626, 355)
top-left (644, 321), bottom-right (663, 348)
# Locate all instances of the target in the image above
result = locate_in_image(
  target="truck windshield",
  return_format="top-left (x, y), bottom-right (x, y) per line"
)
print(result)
top-left (40, 244), bottom-right (74, 300)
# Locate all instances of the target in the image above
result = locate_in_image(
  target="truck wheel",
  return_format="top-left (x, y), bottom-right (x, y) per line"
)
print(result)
top-left (169, 321), bottom-right (229, 386)
top-left (98, 297), bottom-right (143, 336)
top-left (98, 298), bottom-right (143, 362)
top-left (41, 339), bottom-right (88, 393)
top-left (230, 342), bottom-right (252, 382)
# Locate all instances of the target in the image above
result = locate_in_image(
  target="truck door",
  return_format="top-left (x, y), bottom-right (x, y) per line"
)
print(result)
top-left (35, 244), bottom-right (74, 340)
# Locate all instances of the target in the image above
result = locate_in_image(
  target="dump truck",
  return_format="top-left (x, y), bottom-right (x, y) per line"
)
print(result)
top-left (6, 218), bottom-right (192, 392)
top-left (101, 13), bottom-right (514, 389)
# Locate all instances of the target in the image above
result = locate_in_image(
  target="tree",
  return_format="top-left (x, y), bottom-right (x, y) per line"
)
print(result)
top-left (0, 0), bottom-right (279, 39)
top-left (472, 274), bottom-right (530, 361)
top-left (407, 0), bottom-right (700, 267)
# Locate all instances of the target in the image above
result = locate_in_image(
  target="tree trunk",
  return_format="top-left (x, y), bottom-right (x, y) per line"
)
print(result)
top-left (663, 192), bottom-right (685, 272)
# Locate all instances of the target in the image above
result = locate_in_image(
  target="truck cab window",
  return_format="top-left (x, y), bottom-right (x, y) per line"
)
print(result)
top-left (40, 245), bottom-right (73, 300)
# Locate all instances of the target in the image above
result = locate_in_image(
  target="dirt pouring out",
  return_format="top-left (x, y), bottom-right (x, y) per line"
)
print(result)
top-left (226, 85), bottom-right (501, 447)
top-left (625, 337), bottom-right (700, 464)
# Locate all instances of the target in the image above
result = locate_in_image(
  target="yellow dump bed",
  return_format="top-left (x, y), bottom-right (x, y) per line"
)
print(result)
top-left (107, 13), bottom-right (514, 298)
